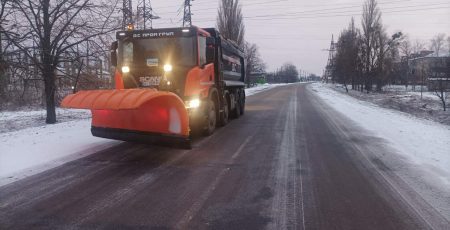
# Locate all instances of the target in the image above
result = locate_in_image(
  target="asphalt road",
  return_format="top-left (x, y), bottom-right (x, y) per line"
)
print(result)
top-left (0, 84), bottom-right (446, 229)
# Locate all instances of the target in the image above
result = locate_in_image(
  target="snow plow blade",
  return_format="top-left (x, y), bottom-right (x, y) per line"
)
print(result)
top-left (61, 89), bottom-right (190, 147)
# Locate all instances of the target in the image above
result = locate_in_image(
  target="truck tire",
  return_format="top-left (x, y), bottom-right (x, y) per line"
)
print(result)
top-left (203, 99), bottom-right (217, 136)
top-left (240, 89), bottom-right (245, 116)
top-left (231, 93), bottom-right (241, 119)
top-left (220, 95), bottom-right (229, 126)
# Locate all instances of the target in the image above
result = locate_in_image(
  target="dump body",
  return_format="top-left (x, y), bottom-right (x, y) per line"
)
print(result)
top-left (61, 26), bottom-right (246, 146)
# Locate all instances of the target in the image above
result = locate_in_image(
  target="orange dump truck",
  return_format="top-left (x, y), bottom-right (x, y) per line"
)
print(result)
top-left (61, 27), bottom-right (246, 147)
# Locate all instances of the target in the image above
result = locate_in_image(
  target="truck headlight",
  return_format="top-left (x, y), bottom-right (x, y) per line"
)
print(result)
top-left (186, 99), bottom-right (200, 109)
top-left (122, 66), bottom-right (130, 73)
top-left (164, 64), bottom-right (173, 72)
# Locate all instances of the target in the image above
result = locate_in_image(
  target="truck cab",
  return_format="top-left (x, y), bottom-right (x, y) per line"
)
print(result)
top-left (111, 27), bottom-right (246, 135)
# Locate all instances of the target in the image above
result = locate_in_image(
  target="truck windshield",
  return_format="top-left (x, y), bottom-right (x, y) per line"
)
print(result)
top-left (120, 37), bottom-right (196, 68)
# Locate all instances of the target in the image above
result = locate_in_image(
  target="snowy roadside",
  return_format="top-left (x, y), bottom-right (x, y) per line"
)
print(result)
top-left (0, 83), bottom-right (289, 187)
top-left (328, 83), bottom-right (450, 125)
top-left (311, 83), bottom-right (450, 183)
top-left (0, 108), bottom-right (91, 133)
top-left (0, 120), bottom-right (119, 186)
top-left (245, 83), bottom-right (294, 96)
top-left (311, 83), bottom-right (450, 219)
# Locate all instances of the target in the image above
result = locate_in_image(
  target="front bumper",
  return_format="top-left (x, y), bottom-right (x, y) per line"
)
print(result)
top-left (92, 126), bottom-right (191, 149)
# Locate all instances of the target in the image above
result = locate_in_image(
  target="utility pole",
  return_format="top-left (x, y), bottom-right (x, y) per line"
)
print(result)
top-left (122, 0), bottom-right (133, 30)
top-left (183, 0), bottom-right (193, 27)
top-left (323, 34), bottom-right (336, 83)
top-left (136, 0), bottom-right (160, 29)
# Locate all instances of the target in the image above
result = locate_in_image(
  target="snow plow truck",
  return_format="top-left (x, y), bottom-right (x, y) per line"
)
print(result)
top-left (61, 27), bottom-right (246, 148)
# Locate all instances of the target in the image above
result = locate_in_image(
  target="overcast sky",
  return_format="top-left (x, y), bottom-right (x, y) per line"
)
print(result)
top-left (145, 0), bottom-right (449, 75)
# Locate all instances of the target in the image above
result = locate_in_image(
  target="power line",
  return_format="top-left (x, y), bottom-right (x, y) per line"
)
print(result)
top-left (177, 0), bottom-right (414, 14)
top-left (156, 0), bottom-right (285, 14)
top-left (188, 4), bottom-right (450, 22)
top-left (242, 2), bottom-right (450, 20)
top-left (154, 1), bottom-right (449, 23)
top-left (246, 6), bottom-right (450, 21)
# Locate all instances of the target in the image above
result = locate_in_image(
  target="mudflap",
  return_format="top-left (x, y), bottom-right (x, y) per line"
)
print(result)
top-left (61, 89), bottom-right (191, 148)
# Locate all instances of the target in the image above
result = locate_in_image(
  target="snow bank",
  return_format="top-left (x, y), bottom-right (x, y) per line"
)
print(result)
top-left (311, 83), bottom-right (450, 184)
top-left (245, 83), bottom-right (297, 96)
top-left (0, 120), bottom-right (118, 186)
top-left (0, 108), bottom-right (91, 133)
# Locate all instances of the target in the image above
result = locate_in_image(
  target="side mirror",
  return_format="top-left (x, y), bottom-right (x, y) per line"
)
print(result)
top-left (110, 41), bottom-right (118, 67)
top-left (206, 46), bottom-right (215, 64)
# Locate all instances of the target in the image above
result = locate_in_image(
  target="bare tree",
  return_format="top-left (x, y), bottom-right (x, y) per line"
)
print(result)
top-left (430, 33), bottom-right (446, 57)
top-left (374, 30), bottom-right (403, 91)
top-left (217, 0), bottom-right (245, 47)
top-left (0, 0), bottom-right (15, 106)
top-left (333, 18), bottom-right (360, 92)
top-left (399, 36), bottom-right (412, 58)
top-left (244, 42), bottom-right (265, 87)
top-left (399, 36), bottom-right (412, 89)
top-left (447, 36), bottom-right (450, 56)
top-left (361, 0), bottom-right (382, 91)
top-left (411, 39), bottom-right (426, 90)
top-left (434, 79), bottom-right (448, 111)
top-left (412, 39), bottom-right (425, 54)
top-left (4, 0), bottom-right (120, 123)
top-left (277, 63), bottom-right (299, 83)
top-left (360, 0), bottom-right (402, 92)
top-left (429, 56), bottom-right (450, 111)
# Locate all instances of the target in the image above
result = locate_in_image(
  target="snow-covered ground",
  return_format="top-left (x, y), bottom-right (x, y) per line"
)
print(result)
top-left (0, 120), bottom-right (119, 186)
top-left (311, 83), bottom-right (450, 218)
top-left (331, 84), bottom-right (450, 125)
top-left (312, 83), bottom-right (450, 183)
top-left (0, 108), bottom-right (91, 133)
top-left (245, 83), bottom-right (292, 96)
top-left (0, 83), bottom-right (289, 187)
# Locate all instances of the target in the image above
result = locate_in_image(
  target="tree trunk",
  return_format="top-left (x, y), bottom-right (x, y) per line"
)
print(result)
top-left (43, 65), bottom-right (57, 124)
top-left (440, 93), bottom-right (446, 111)
top-left (365, 75), bottom-right (372, 92)
top-left (376, 78), bottom-right (383, 92)
top-left (42, 0), bottom-right (56, 124)
top-left (351, 75), bottom-right (355, 90)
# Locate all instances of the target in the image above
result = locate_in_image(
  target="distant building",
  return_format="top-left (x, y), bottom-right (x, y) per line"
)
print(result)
top-left (409, 53), bottom-right (450, 91)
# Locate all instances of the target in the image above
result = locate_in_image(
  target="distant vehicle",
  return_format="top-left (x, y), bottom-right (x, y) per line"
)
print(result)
top-left (61, 26), bottom-right (246, 147)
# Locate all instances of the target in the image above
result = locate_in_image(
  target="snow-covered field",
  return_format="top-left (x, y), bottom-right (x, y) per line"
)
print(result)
top-left (0, 83), bottom-right (289, 186)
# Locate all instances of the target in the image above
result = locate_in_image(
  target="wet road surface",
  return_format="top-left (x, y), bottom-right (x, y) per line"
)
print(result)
top-left (1, 84), bottom-right (446, 229)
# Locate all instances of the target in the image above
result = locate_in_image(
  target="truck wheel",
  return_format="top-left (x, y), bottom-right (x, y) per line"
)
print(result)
top-left (232, 93), bottom-right (241, 119)
top-left (240, 90), bottom-right (245, 116)
top-left (220, 96), bottom-right (229, 126)
top-left (203, 99), bottom-right (217, 136)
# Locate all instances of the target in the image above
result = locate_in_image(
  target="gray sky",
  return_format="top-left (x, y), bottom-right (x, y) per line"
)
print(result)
top-left (147, 0), bottom-right (450, 75)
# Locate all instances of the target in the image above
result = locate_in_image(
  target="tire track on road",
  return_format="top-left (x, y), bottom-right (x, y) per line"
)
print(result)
top-left (268, 87), bottom-right (306, 230)
top-left (175, 135), bottom-right (254, 229)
